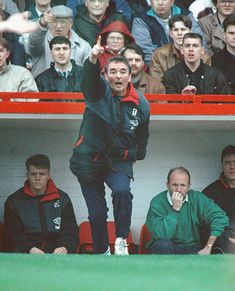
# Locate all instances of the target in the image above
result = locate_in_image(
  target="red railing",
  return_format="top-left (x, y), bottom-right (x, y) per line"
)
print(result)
top-left (0, 92), bottom-right (235, 115)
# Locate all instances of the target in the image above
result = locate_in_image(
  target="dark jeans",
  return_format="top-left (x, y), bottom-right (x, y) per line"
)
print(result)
top-left (78, 171), bottom-right (133, 254)
top-left (149, 239), bottom-right (201, 254)
top-left (213, 235), bottom-right (235, 254)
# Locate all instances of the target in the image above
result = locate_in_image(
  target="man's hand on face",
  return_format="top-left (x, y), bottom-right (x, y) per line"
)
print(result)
top-left (172, 191), bottom-right (184, 212)
top-left (181, 85), bottom-right (197, 95)
top-left (89, 35), bottom-right (104, 63)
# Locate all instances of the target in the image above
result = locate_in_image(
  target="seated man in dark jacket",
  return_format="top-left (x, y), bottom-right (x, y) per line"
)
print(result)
top-left (203, 145), bottom-right (235, 253)
top-left (163, 32), bottom-right (230, 95)
top-left (4, 154), bottom-right (78, 254)
top-left (36, 36), bottom-right (83, 92)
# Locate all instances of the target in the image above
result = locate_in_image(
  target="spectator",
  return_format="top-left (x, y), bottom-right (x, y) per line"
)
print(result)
top-left (0, 36), bottom-right (38, 92)
top-left (73, 0), bottom-right (129, 47)
top-left (0, 8), bottom-right (26, 67)
top-left (70, 38), bottom-right (150, 255)
top-left (162, 32), bottom-right (230, 94)
top-left (150, 14), bottom-right (211, 83)
top-left (67, 0), bottom-right (133, 21)
top-left (28, 0), bottom-right (51, 20)
top-left (203, 145), bottom-right (235, 253)
top-left (132, 0), bottom-right (204, 64)
top-left (28, 5), bottom-right (91, 77)
top-left (35, 36), bottom-right (83, 92)
top-left (122, 43), bottom-right (165, 93)
top-left (4, 154), bottom-right (78, 254)
top-left (98, 19), bottom-right (134, 72)
top-left (199, 0), bottom-right (235, 56)
top-left (145, 166), bottom-right (229, 254)
top-left (189, 0), bottom-right (216, 20)
top-left (212, 13), bottom-right (235, 94)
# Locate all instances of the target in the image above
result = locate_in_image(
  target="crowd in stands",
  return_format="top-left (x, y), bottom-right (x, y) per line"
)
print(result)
top-left (0, 0), bottom-right (234, 95)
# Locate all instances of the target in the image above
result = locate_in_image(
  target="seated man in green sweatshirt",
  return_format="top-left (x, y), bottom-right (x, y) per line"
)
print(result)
top-left (146, 166), bottom-right (229, 255)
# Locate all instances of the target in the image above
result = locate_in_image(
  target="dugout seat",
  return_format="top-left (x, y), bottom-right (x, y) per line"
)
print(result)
top-left (77, 221), bottom-right (136, 254)
top-left (138, 224), bottom-right (152, 254)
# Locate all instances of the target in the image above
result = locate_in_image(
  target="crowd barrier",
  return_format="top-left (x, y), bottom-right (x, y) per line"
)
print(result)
top-left (0, 92), bottom-right (235, 115)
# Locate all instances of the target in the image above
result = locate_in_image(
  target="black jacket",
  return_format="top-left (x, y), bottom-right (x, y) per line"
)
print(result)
top-left (163, 62), bottom-right (230, 94)
top-left (212, 48), bottom-right (235, 95)
top-left (4, 179), bottom-right (78, 253)
top-left (35, 60), bottom-right (83, 92)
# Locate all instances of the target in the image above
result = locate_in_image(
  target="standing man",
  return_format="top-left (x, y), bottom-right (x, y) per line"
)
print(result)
top-left (212, 13), bottom-right (235, 95)
top-left (203, 145), bottom-right (235, 253)
top-left (4, 154), bottom-right (78, 254)
top-left (146, 167), bottom-right (228, 254)
top-left (122, 43), bottom-right (165, 94)
top-left (35, 36), bottom-right (83, 92)
top-left (70, 37), bottom-right (150, 255)
top-left (162, 32), bottom-right (230, 94)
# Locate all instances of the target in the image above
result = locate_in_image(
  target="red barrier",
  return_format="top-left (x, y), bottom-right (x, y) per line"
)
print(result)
top-left (0, 92), bottom-right (235, 115)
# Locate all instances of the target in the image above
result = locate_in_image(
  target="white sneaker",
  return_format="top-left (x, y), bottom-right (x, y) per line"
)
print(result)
top-left (102, 246), bottom-right (111, 255)
top-left (114, 237), bottom-right (129, 255)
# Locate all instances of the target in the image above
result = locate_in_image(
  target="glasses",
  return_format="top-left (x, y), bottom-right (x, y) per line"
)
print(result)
top-left (218, 0), bottom-right (235, 4)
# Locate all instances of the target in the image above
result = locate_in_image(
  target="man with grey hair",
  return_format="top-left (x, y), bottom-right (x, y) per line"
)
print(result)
top-left (28, 5), bottom-right (91, 77)
top-left (145, 166), bottom-right (229, 254)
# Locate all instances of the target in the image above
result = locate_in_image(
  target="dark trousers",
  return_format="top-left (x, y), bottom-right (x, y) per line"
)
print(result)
top-left (78, 171), bottom-right (133, 254)
top-left (149, 239), bottom-right (201, 254)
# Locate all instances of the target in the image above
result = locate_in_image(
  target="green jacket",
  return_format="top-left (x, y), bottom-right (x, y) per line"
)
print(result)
top-left (146, 190), bottom-right (229, 247)
top-left (70, 58), bottom-right (150, 184)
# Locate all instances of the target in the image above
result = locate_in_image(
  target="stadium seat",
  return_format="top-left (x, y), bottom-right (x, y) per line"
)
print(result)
top-left (77, 221), bottom-right (136, 254)
top-left (138, 224), bottom-right (152, 254)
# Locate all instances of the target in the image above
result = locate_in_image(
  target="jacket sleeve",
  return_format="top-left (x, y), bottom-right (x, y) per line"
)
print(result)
top-left (28, 25), bottom-right (47, 58)
top-left (81, 58), bottom-right (106, 102)
top-left (135, 114), bottom-right (150, 160)
top-left (162, 69), bottom-right (181, 94)
top-left (55, 195), bottom-right (79, 253)
top-left (19, 69), bottom-right (39, 92)
top-left (199, 194), bottom-right (229, 238)
top-left (146, 197), bottom-right (180, 240)
top-left (149, 49), bottom-right (165, 82)
top-left (213, 69), bottom-right (231, 95)
top-left (132, 17), bottom-right (156, 64)
top-left (4, 200), bottom-right (37, 253)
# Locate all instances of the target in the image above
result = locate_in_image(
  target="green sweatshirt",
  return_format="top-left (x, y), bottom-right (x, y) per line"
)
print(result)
top-left (146, 190), bottom-right (229, 247)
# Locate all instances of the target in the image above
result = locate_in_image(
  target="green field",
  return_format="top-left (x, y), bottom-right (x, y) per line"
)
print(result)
top-left (0, 254), bottom-right (234, 291)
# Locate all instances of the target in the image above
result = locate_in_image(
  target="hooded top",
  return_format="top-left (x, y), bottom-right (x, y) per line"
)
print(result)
top-left (98, 20), bottom-right (135, 72)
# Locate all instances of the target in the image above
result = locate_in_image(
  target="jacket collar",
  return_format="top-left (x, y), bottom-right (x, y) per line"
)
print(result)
top-left (121, 83), bottom-right (140, 105)
top-left (24, 178), bottom-right (60, 202)
top-left (219, 172), bottom-right (231, 189)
